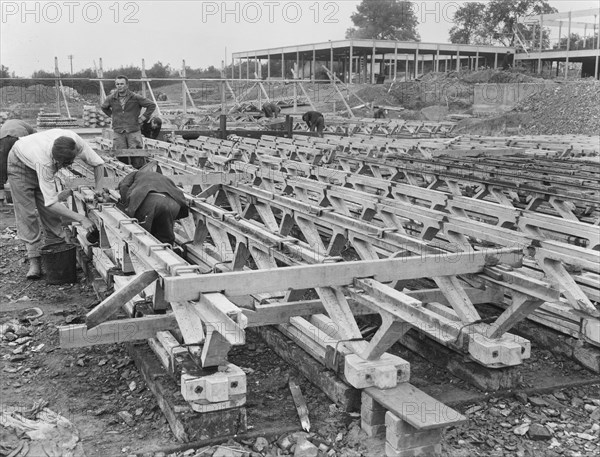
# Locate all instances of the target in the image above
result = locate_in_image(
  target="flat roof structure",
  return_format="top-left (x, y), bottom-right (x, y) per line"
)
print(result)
top-left (232, 39), bottom-right (516, 83)
top-left (516, 8), bottom-right (600, 78)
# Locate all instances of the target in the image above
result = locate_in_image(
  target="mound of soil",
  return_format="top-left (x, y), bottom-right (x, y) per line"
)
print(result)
top-left (511, 80), bottom-right (600, 135)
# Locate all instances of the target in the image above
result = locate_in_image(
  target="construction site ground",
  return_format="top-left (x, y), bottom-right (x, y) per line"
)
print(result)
top-left (1, 207), bottom-right (599, 457)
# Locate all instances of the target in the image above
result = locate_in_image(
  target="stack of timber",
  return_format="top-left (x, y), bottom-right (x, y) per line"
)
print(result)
top-left (36, 110), bottom-right (79, 128)
top-left (82, 105), bottom-right (111, 128)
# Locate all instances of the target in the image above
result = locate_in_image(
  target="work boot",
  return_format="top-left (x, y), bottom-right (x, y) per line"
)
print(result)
top-left (26, 257), bottom-right (42, 280)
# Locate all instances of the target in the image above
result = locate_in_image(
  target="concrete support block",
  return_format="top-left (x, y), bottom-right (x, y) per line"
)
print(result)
top-left (181, 363), bottom-right (246, 403)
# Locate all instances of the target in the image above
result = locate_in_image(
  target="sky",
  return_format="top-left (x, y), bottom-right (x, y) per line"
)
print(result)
top-left (1, 0), bottom-right (598, 77)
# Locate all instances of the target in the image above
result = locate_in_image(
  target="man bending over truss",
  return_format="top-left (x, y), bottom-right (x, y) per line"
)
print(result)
top-left (7, 130), bottom-right (105, 279)
top-left (117, 168), bottom-right (188, 246)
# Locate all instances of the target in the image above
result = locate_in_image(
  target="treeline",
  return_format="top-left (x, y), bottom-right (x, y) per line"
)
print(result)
top-left (0, 62), bottom-right (224, 93)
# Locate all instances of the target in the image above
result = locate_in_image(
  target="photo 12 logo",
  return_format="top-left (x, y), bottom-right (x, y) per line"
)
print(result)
top-left (200, 1), bottom-right (340, 24)
top-left (1, 1), bottom-right (140, 24)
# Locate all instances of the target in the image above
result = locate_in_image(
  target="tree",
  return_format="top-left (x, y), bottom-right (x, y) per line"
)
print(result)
top-left (449, 0), bottom-right (557, 48)
top-left (345, 0), bottom-right (419, 41)
top-left (0, 65), bottom-right (10, 78)
top-left (146, 61), bottom-right (172, 79)
top-left (449, 3), bottom-right (487, 44)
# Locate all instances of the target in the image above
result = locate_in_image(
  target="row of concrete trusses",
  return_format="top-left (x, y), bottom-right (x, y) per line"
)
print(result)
top-left (136, 137), bottom-right (600, 346)
top-left (178, 114), bottom-right (458, 138)
top-left (151, 135), bottom-right (600, 261)
top-left (428, 134), bottom-right (600, 157)
top-left (156, 133), bottom-right (600, 230)
top-left (59, 159), bottom-right (528, 391)
top-left (254, 131), bottom-right (600, 160)
top-left (288, 117), bottom-right (457, 138)
top-left (241, 133), bottom-right (600, 211)
top-left (92, 138), bottom-right (600, 314)
top-left (146, 151), bottom-right (600, 349)
top-left (252, 136), bottom-right (598, 221)
top-left (170, 133), bottom-right (600, 218)
top-left (80, 150), bottom-right (540, 369)
top-left (91, 146), bottom-right (588, 360)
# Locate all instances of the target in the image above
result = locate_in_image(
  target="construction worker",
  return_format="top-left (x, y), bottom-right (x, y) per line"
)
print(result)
top-left (141, 117), bottom-right (163, 140)
top-left (262, 101), bottom-right (281, 118)
top-left (117, 168), bottom-right (188, 245)
top-left (302, 111), bottom-right (325, 137)
top-left (100, 75), bottom-right (156, 149)
top-left (7, 129), bottom-right (105, 279)
top-left (1, 119), bottom-right (36, 189)
top-left (374, 107), bottom-right (388, 119)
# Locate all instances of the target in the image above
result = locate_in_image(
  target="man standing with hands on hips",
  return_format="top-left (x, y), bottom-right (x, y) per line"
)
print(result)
top-left (101, 75), bottom-right (157, 149)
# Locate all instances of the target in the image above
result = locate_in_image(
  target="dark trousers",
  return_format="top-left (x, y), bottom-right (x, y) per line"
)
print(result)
top-left (0, 136), bottom-right (19, 186)
top-left (135, 193), bottom-right (181, 245)
top-left (309, 117), bottom-right (325, 137)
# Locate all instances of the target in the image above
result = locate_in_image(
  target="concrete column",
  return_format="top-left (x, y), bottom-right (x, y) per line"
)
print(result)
top-left (296, 49), bottom-right (300, 79)
top-left (268, 52), bottom-right (271, 79)
top-left (456, 48), bottom-right (461, 73)
top-left (414, 45), bottom-right (419, 78)
top-left (538, 15), bottom-right (544, 74)
top-left (394, 42), bottom-right (398, 80)
top-left (565, 11), bottom-right (571, 79)
top-left (494, 53), bottom-right (498, 69)
top-left (435, 45), bottom-right (440, 72)
top-left (281, 51), bottom-right (285, 79)
top-left (312, 46), bottom-right (316, 82)
top-left (349, 41), bottom-right (354, 83)
top-left (246, 57), bottom-right (249, 79)
top-left (596, 13), bottom-right (600, 79)
top-left (405, 55), bottom-right (409, 80)
top-left (475, 48), bottom-right (479, 69)
top-left (371, 41), bottom-right (376, 84)
top-left (330, 42), bottom-right (334, 83)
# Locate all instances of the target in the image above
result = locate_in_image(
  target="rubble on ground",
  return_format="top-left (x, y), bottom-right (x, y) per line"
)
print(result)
top-left (512, 81), bottom-right (600, 135)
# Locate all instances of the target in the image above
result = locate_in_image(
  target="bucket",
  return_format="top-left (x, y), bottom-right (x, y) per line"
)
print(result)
top-left (40, 242), bottom-right (77, 285)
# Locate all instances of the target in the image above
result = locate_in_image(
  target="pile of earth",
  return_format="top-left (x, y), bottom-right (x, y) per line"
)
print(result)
top-left (511, 80), bottom-right (600, 135)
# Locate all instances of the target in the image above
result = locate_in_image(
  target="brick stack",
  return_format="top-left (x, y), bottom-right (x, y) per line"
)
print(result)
top-left (385, 412), bottom-right (442, 457)
top-left (361, 392), bottom-right (445, 457)
top-left (82, 105), bottom-right (111, 128)
top-left (37, 110), bottom-right (79, 128)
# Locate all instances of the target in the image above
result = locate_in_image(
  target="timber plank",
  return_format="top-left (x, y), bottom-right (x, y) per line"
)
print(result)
top-left (365, 382), bottom-right (466, 431)
top-left (59, 314), bottom-right (178, 348)
top-left (86, 270), bottom-right (159, 329)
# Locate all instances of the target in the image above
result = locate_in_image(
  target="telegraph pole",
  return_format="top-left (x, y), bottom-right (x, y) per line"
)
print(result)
top-left (68, 55), bottom-right (73, 75)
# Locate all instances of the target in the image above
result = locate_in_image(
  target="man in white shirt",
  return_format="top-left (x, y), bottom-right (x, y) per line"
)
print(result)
top-left (7, 129), bottom-right (105, 279)
top-left (0, 119), bottom-right (36, 188)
